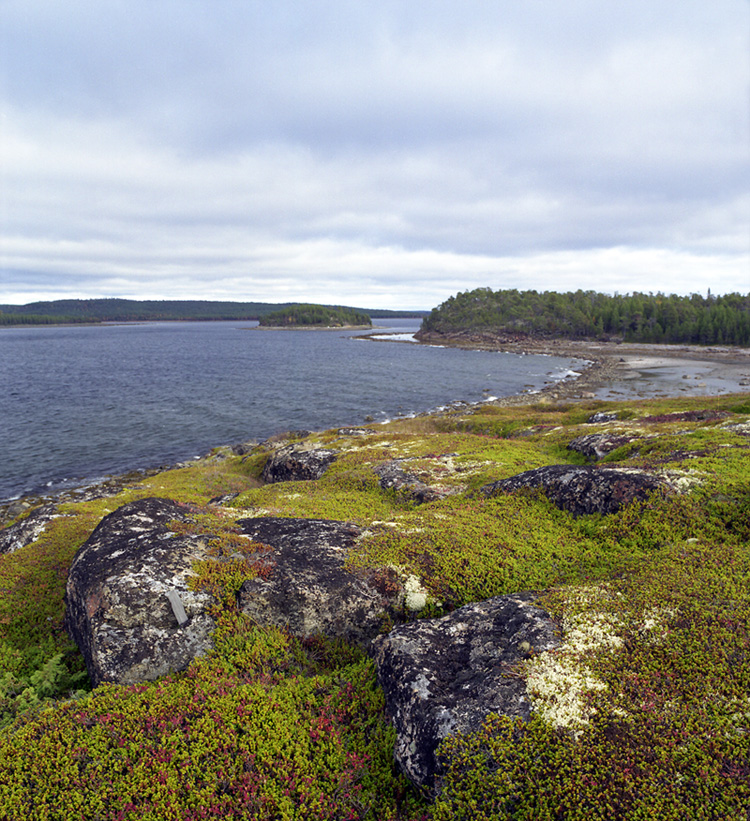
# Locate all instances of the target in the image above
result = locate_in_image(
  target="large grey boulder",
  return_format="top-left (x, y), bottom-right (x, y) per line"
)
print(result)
top-left (372, 594), bottom-right (560, 793)
top-left (480, 464), bottom-right (667, 516)
top-left (261, 443), bottom-right (338, 483)
top-left (0, 504), bottom-right (59, 554)
top-left (65, 498), bottom-right (216, 687)
top-left (65, 501), bottom-right (406, 686)
top-left (237, 517), bottom-right (403, 647)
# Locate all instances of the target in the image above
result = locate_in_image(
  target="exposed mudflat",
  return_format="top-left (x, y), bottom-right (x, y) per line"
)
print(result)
top-left (415, 331), bottom-right (750, 406)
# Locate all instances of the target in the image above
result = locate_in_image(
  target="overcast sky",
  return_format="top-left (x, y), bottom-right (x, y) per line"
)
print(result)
top-left (1, 1), bottom-right (748, 310)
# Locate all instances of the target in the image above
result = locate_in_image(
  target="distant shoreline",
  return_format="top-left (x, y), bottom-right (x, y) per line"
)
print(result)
top-left (253, 324), bottom-right (372, 331)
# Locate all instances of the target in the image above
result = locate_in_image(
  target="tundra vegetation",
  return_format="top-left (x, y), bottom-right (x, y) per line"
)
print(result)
top-left (420, 287), bottom-right (750, 346)
top-left (1, 392), bottom-right (750, 818)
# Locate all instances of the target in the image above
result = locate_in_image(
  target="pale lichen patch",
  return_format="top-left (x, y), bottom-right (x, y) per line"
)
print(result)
top-left (525, 588), bottom-right (623, 737)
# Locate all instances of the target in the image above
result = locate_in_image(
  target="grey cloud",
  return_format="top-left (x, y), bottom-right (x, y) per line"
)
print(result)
top-left (1, 0), bottom-right (747, 306)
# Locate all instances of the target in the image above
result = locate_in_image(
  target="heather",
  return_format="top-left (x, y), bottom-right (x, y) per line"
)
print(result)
top-left (1, 392), bottom-right (750, 818)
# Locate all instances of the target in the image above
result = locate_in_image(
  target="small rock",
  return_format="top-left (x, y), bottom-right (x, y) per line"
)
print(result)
top-left (373, 461), bottom-right (442, 504)
top-left (0, 504), bottom-right (59, 554)
top-left (567, 433), bottom-right (634, 461)
top-left (587, 411), bottom-right (619, 423)
top-left (261, 443), bottom-right (338, 483)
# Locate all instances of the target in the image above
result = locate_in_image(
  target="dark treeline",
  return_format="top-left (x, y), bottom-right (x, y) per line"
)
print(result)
top-left (421, 288), bottom-right (750, 346)
top-left (0, 298), bottom-right (298, 323)
top-left (258, 304), bottom-right (371, 327)
top-left (0, 298), bottom-right (420, 325)
top-left (0, 313), bottom-right (95, 326)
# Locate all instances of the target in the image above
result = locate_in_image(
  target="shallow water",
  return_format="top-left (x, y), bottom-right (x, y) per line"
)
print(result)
top-left (0, 319), bottom-right (581, 501)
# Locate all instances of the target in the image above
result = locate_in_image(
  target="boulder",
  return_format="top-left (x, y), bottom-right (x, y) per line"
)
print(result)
top-left (237, 517), bottom-right (403, 647)
top-left (0, 504), bottom-right (59, 554)
top-left (372, 593), bottom-right (560, 792)
top-left (65, 498), bottom-right (216, 687)
top-left (587, 411), bottom-right (619, 423)
top-left (66, 500), bottom-right (407, 686)
top-left (480, 464), bottom-right (667, 516)
top-left (373, 461), bottom-right (442, 504)
top-left (261, 443), bottom-right (338, 483)
top-left (336, 427), bottom-right (375, 438)
top-left (567, 433), bottom-right (634, 461)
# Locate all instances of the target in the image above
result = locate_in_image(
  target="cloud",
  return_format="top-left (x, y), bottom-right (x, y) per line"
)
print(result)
top-left (1, 0), bottom-right (748, 308)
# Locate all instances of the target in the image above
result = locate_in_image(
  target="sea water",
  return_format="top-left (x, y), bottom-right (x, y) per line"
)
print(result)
top-left (0, 319), bottom-right (582, 501)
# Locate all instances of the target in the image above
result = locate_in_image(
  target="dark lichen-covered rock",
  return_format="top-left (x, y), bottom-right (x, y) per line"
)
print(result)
top-left (65, 498), bottom-right (215, 687)
top-left (567, 433), bottom-right (635, 461)
top-left (373, 461), bottom-right (442, 504)
top-left (372, 593), bottom-right (560, 793)
top-left (587, 411), bottom-right (619, 423)
top-left (237, 517), bottom-right (403, 647)
top-left (480, 464), bottom-right (668, 516)
top-left (0, 504), bottom-right (59, 554)
top-left (261, 443), bottom-right (338, 483)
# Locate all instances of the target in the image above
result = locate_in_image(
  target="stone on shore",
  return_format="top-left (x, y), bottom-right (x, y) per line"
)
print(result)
top-left (64, 498), bottom-right (216, 687)
top-left (65, 500), bottom-right (406, 686)
top-left (373, 461), bottom-right (443, 504)
top-left (0, 504), bottom-right (59, 554)
top-left (237, 516), bottom-right (403, 647)
top-left (567, 433), bottom-right (634, 461)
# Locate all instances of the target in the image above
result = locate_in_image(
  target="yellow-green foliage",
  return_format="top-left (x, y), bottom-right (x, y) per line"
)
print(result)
top-left (349, 493), bottom-right (623, 609)
top-left (0, 625), bottom-right (424, 821)
top-left (1, 393), bottom-right (750, 818)
top-left (433, 536), bottom-right (750, 820)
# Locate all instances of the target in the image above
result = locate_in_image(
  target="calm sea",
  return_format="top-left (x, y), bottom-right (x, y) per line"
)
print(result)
top-left (0, 319), bottom-right (582, 501)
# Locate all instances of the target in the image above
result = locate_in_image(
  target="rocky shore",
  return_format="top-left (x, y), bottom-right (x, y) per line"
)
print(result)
top-left (415, 328), bottom-right (750, 404)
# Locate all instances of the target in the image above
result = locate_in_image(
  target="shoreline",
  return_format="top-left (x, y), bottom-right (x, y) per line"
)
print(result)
top-left (3, 335), bottom-right (749, 524)
top-left (413, 330), bottom-right (750, 405)
top-left (253, 324), bottom-right (372, 331)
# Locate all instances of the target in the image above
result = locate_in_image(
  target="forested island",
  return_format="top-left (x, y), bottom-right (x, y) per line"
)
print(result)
top-left (257, 304), bottom-right (371, 328)
top-left (420, 287), bottom-right (750, 346)
top-left (0, 298), bottom-right (416, 326)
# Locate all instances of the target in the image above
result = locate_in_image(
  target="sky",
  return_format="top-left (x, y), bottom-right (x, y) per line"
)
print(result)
top-left (1, 1), bottom-right (748, 311)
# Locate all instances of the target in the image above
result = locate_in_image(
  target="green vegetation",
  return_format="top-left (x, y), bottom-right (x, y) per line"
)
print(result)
top-left (0, 299), bottom-right (417, 326)
top-left (258, 304), bottom-right (371, 328)
top-left (421, 287), bottom-right (750, 345)
top-left (1, 393), bottom-right (750, 817)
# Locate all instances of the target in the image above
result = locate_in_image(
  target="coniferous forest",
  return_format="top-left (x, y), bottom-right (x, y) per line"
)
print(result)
top-left (257, 304), bottom-right (371, 327)
top-left (421, 288), bottom-right (750, 346)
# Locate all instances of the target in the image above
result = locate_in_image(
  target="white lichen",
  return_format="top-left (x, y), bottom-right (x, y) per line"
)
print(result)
top-left (525, 588), bottom-right (622, 737)
top-left (403, 575), bottom-right (429, 611)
